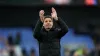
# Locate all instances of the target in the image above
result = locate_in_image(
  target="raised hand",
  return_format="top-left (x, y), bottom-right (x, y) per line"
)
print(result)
top-left (39, 10), bottom-right (45, 22)
top-left (51, 7), bottom-right (58, 20)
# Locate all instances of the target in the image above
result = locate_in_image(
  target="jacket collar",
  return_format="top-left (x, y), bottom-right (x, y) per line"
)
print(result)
top-left (42, 27), bottom-right (55, 32)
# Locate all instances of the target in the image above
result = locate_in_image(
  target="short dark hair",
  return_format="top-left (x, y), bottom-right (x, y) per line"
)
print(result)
top-left (44, 15), bottom-right (53, 20)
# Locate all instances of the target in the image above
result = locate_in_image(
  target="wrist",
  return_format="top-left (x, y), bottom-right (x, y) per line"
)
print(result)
top-left (54, 16), bottom-right (58, 21)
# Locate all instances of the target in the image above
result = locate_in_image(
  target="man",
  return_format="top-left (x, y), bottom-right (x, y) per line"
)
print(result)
top-left (14, 32), bottom-right (22, 56)
top-left (33, 7), bottom-right (68, 56)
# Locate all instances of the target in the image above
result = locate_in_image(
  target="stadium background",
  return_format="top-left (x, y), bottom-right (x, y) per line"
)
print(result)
top-left (0, 0), bottom-right (100, 56)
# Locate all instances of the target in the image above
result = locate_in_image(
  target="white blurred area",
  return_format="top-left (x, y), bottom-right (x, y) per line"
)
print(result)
top-left (44, 0), bottom-right (71, 5)
top-left (54, 0), bottom-right (71, 5)
top-left (14, 45), bottom-right (22, 56)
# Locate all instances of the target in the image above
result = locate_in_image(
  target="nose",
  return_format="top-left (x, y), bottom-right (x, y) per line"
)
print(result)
top-left (47, 23), bottom-right (49, 25)
top-left (47, 21), bottom-right (50, 24)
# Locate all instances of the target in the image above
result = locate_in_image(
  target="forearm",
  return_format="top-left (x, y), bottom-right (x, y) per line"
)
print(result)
top-left (56, 17), bottom-right (68, 31)
top-left (55, 17), bottom-right (68, 38)
top-left (33, 19), bottom-right (43, 38)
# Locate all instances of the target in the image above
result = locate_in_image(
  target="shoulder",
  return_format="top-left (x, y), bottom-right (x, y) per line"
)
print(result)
top-left (55, 28), bottom-right (61, 31)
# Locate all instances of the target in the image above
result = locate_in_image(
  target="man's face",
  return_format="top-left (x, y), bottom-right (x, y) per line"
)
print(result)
top-left (43, 18), bottom-right (53, 29)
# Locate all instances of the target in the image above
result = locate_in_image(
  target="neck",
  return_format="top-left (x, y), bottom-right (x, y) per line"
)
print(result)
top-left (45, 28), bottom-right (50, 31)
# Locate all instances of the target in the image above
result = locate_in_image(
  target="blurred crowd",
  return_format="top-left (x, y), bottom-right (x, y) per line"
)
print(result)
top-left (91, 25), bottom-right (100, 56)
top-left (64, 47), bottom-right (95, 56)
top-left (72, 24), bottom-right (100, 56)
top-left (0, 25), bottom-right (100, 56)
top-left (0, 26), bottom-right (100, 56)
top-left (0, 32), bottom-right (35, 56)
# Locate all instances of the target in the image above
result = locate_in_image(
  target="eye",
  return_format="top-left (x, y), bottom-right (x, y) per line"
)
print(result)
top-left (49, 20), bottom-right (51, 22)
top-left (45, 21), bottom-right (47, 22)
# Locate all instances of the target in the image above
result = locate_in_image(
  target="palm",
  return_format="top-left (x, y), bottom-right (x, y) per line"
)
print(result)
top-left (39, 10), bottom-right (45, 22)
top-left (51, 7), bottom-right (57, 18)
top-left (52, 12), bottom-right (57, 18)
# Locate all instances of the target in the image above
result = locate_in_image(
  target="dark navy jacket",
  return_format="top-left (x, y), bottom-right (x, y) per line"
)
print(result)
top-left (33, 18), bottom-right (68, 56)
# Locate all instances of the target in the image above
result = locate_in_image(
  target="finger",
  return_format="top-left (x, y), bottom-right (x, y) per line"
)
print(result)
top-left (42, 10), bottom-right (45, 15)
top-left (40, 10), bottom-right (42, 12)
top-left (41, 10), bottom-right (44, 13)
top-left (52, 7), bottom-right (54, 12)
top-left (39, 10), bottom-right (42, 15)
top-left (40, 10), bottom-right (44, 13)
top-left (42, 10), bottom-right (44, 13)
top-left (51, 13), bottom-right (52, 16)
top-left (40, 10), bottom-right (44, 16)
top-left (40, 10), bottom-right (42, 13)
top-left (41, 10), bottom-right (45, 15)
top-left (52, 7), bottom-right (56, 12)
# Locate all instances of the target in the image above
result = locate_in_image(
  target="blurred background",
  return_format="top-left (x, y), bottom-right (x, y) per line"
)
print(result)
top-left (0, 0), bottom-right (100, 56)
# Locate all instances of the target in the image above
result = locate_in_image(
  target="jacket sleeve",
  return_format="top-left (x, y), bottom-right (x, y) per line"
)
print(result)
top-left (56, 17), bottom-right (68, 39)
top-left (33, 19), bottom-right (43, 40)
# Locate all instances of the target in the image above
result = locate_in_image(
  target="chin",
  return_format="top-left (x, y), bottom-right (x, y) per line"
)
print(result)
top-left (48, 27), bottom-right (52, 29)
top-left (46, 27), bottom-right (51, 29)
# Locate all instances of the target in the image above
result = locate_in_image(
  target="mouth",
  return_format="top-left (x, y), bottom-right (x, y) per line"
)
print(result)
top-left (46, 24), bottom-right (51, 26)
top-left (47, 28), bottom-right (51, 29)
